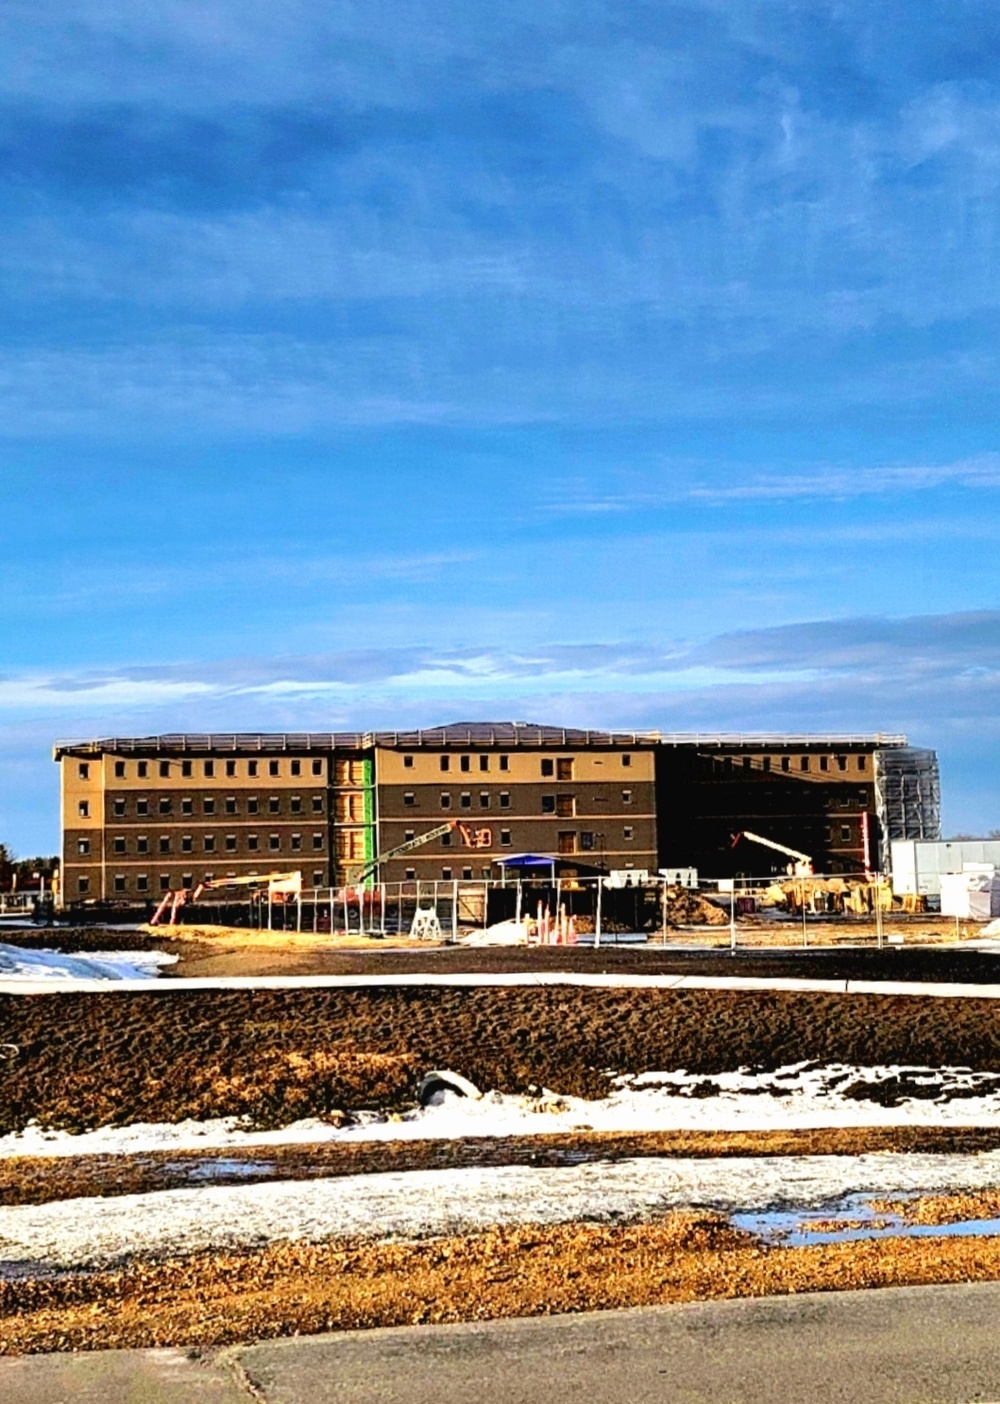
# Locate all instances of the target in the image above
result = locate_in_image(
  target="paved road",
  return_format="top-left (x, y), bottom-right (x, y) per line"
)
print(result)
top-left (7, 1284), bottom-right (1000, 1402)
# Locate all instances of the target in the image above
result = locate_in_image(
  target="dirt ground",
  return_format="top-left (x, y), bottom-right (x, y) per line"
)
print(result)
top-left (8, 1215), bottom-right (1000, 1354)
top-left (6, 983), bottom-right (1000, 1133)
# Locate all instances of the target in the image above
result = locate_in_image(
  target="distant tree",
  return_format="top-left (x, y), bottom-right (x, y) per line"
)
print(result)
top-left (13, 856), bottom-right (59, 885)
top-left (0, 844), bottom-right (13, 889)
top-left (945, 833), bottom-right (977, 842)
top-left (989, 830), bottom-right (1000, 841)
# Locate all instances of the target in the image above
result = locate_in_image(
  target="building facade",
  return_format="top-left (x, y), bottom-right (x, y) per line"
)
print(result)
top-left (53, 723), bottom-right (939, 902)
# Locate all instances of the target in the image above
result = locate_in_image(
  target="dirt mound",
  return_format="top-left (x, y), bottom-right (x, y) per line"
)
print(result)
top-left (663, 886), bottom-right (729, 925)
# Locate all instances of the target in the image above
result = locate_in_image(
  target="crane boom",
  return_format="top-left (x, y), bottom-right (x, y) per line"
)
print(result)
top-left (355, 820), bottom-right (492, 884)
top-left (732, 830), bottom-right (814, 875)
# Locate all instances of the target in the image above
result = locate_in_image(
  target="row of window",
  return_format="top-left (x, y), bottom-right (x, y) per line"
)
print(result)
top-left (77, 794), bottom-right (325, 820)
top-left (79, 757), bottom-right (324, 782)
top-left (401, 790), bottom-right (635, 812)
top-left (402, 755), bottom-right (634, 775)
top-left (716, 754), bottom-right (869, 774)
top-left (399, 826), bottom-right (635, 849)
top-left (78, 832), bottom-right (325, 856)
top-left (78, 871), bottom-right (328, 896)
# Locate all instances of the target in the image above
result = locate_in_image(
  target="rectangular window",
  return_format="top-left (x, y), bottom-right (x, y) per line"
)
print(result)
top-left (440, 793), bottom-right (453, 810)
top-left (248, 834), bottom-right (259, 851)
top-left (137, 761), bottom-right (148, 778)
top-left (541, 758), bottom-right (554, 777)
top-left (460, 792), bottom-right (472, 809)
top-left (762, 756), bottom-right (771, 773)
top-left (225, 797), bottom-right (237, 814)
top-left (269, 760), bottom-right (280, 776)
top-left (441, 830), bottom-right (452, 846)
top-left (77, 838), bottom-right (90, 855)
top-left (557, 831), bottom-right (576, 854)
top-left (203, 760), bottom-right (214, 778)
top-left (78, 762), bottom-right (90, 780)
top-left (248, 760), bottom-right (258, 777)
top-left (479, 755), bottom-right (489, 771)
top-left (136, 797), bottom-right (148, 816)
top-left (403, 791), bottom-right (416, 806)
top-left (159, 874), bottom-right (170, 891)
top-left (137, 874), bottom-right (148, 891)
top-left (78, 876), bottom-right (90, 894)
top-left (621, 754), bottom-right (632, 769)
top-left (541, 795), bottom-right (556, 814)
top-left (442, 867), bottom-right (453, 880)
top-left (113, 875), bottom-right (126, 893)
top-left (841, 824), bottom-right (851, 842)
top-left (312, 833), bottom-right (323, 849)
top-left (800, 756), bottom-right (810, 771)
top-left (781, 756), bottom-right (791, 773)
top-left (269, 834), bottom-right (280, 851)
top-left (743, 756), bottom-right (752, 769)
top-left (203, 798), bottom-right (215, 815)
top-left (312, 796), bottom-right (324, 813)
top-left (479, 792), bottom-right (490, 808)
top-left (405, 868), bottom-right (416, 880)
top-left (404, 755), bottom-right (414, 768)
top-left (225, 760), bottom-right (237, 777)
top-left (499, 791), bottom-right (510, 808)
top-left (269, 797), bottom-right (280, 814)
top-left (556, 794), bottom-right (575, 817)
top-left (137, 835), bottom-right (148, 854)
top-left (182, 760), bottom-right (192, 778)
top-left (622, 789), bottom-right (633, 804)
top-left (500, 829), bottom-right (512, 846)
top-left (580, 832), bottom-right (594, 851)
top-left (291, 834), bottom-right (302, 851)
top-left (225, 835), bottom-right (236, 851)
top-left (820, 756), bottom-right (829, 772)
top-left (313, 870), bottom-right (324, 886)
top-left (113, 836), bottom-right (126, 854)
top-left (182, 873), bottom-right (193, 889)
top-left (159, 797), bottom-right (171, 815)
top-left (182, 836), bottom-right (193, 853)
top-left (312, 759), bottom-right (323, 776)
top-left (837, 755), bottom-right (847, 771)
top-left (858, 754), bottom-right (867, 771)
top-left (499, 755), bottom-right (509, 771)
top-left (460, 755), bottom-right (471, 772)
top-left (290, 796), bottom-right (302, 814)
top-left (78, 800), bottom-right (90, 818)
top-left (624, 826), bottom-right (634, 841)
top-left (181, 797), bottom-right (193, 815)
top-left (113, 797), bottom-right (125, 816)
top-left (462, 866), bottom-right (473, 880)
top-left (290, 759), bottom-right (301, 777)
top-left (114, 760), bottom-right (126, 778)
top-left (159, 836), bottom-right (171, 853)
top-left (405, 829), bottom-right (415, 842)
top-left (440, 755), bottom-right (450, 772)
top-left (159, 761), bottom-right (170, 778)
top-left (248, 797), bottom-right (259, 814)
top-left (557, 758), bottom-right (574, 780)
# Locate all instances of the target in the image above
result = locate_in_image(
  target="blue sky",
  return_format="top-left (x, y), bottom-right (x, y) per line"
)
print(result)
top-left (2, 1), bottom-right (1000, 852)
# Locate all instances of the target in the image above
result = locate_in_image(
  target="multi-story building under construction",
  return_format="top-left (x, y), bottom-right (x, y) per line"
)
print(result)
top-left (53, 723), bottom-right (939, 902)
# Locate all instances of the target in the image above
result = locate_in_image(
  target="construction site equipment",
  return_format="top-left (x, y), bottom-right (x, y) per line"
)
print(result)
top-left (150, 871), bottom-right (302, 926)
top-left (409, 908), bottom-right (444, 941)
top-left (355, 821), bottom-right (492, 884)
top-left (732, 830), bottom-right (814, 877)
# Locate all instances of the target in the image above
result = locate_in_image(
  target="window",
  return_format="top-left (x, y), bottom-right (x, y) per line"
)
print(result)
top-left (182, 835), bottom-right (193, 853)
top-left (225, 760), bottom-right (237, 777)
top-left (114, 760), bottom-right (126, 778)
top-left (269, 797), bottom-right (280, 814)
top-left (858, 754), bottom-right (868, 771)
top-left (78, 800), bottom-right (90, 818)
top-left (441, 830), bottom-right (452, 846)
top-left (841, 824), bottom-right (851, 842)
top-left (291, 834), bottom-right (302, 851)
top-left (137, 761), bottom-right (148, 778)
top-left (460, 792), bottom-right (472, 809)
top-left (403, 791), bottom-right (416, 807)
top-left (580, 832), bottom-right (594, 851)
top-left (837, 755), bottom-right (847, 771)
top-left (499, 791), bottom-right (510, 808)
top-left (136, 797), bottom-right (148, 816)
top-left (479, 792), bottom-right (490, 809)
top-left (820, 756), bottom-right (829, 772)
top-left (440, 755), bottom-right (450, 772)
top-left (762, 757), bottom-right (771, 773)
top-left (541, 758), bottom-right (554, 777)
top-left (405, 868), bottom-right (416, 880)
top-left (77, 838), bottom-right (90, 856)
top-left (182, 760), bottom-right (192, 778)
top-left (248, 797), bottom-right (259, 815)
top-left (781, 756), bottom-right (791, 773)
top-left (312, 833), bottom-right (324, 850)
top-left (404, 829), bottom-right (415, 842)
top-left (159, 874), bottom-right (170, 891)
top-left (557, 758), bottom-right (574, 780)
top-left (290, 759), bottom-right (301, 777)
top-left (557, 832), bottom-right (576, 854)
top-left (113, 797), bottom-right (126, 817)
top-left (203, 873), bottom-right (214, 884)
top-left (203, 797), bottom-right (215, 815)
top-left (290, 796), bottom-right (302, 814)
top-left (225, 797), bottom-right (237, 815)
top-left (621, 754), bottom-right (632, 769)
top-left (159, 836), bottom-right (171, 853)
top-left (225, 835), bottom-right (236, 852)
top-left (440, 793), bottom-right (452, 809)
top-left (479, 755), bottom-right (489, 771)
top-left (623, 826), bottom-right (634, 841)
top-left (556, 795), bottom-right (575, 817)
top-left (78, 762), bottom-right (90, 780)
top-left (137, 835), bottom-right (149, 854)
top-left (541, 795), bottom-right (556, 814)
top-left (159, 761), bottom-right (170, 777)
top-left (460, 755), bottom-right (471, 772)
top-left (248, 834), bottom-right (259, 851)
top-left (113, 875), bottom-right (126, 893)
top-left (137, 874), bottom-right (148, 892)
top-left (203, 760), bottom-right (214, 778)
top-left (181, 797), bottom-right (193, 815)
top-left (312, 795), bottom-right (324, 813)
top-left (403, 755), bottom-right (414, 768)
top-left (442, 867), bottom-right (453, 880)
top-left (113, 836), bottom-right (126, 854)
top-left (78, 876), bottom-right (90, 894)
top-left (312, 759), bottom-right (323, 776)
top-left (622, 789), bottom-right (633, 805)
top-left (743, 756), bottom-right (752, 769)
top-left (499, 755), bottom-right (509, 771)
top-left (313, 871), bottom-right (324, 886)
top-left (500, 829), bottom-right (512, 846)
top-left (800, 756), bottom-right (810, 771)
top-left (269, 834), bottom-right (280, 851)
top-left (269, 760), bottom-right (280, 776)
top-left (159, 797), bottom-right (172, 815)
top-left (248, 760), bottom-right (258, 777)
top-left (462, 867), bottom-right (473, 880)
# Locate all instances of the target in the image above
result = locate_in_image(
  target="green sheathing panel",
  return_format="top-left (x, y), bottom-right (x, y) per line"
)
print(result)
top-left (362, 755), bottom-right (375, 887)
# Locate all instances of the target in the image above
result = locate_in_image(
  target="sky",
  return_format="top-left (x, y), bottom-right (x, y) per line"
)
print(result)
top-left (2, 0), bottom-right (1000, 853)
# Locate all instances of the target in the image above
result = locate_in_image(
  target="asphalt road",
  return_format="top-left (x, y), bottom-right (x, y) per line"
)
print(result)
top-left (7, 1284), bottom-right (1000, 1402)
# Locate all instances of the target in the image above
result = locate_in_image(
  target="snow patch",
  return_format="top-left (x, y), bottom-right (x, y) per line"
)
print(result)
top-left (0, 943), bottom-right (176, 982)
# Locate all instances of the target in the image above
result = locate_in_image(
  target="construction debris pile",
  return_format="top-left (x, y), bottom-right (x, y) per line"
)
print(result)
top-left (761, 877), bottom-right (894, 916)
top-left (662, 886), bottom-right (729, 926)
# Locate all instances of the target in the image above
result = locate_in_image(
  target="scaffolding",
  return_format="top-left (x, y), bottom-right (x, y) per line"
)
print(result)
top-left (875, 746), bottom-right (941, 845)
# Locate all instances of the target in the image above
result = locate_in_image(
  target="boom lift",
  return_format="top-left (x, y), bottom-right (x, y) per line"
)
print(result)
top-left (150, 870), bottom-right (301, 926)
top-left (731, 830), bottom-right (814, 877)
top-left (355, 820), bottom-right (492, 885)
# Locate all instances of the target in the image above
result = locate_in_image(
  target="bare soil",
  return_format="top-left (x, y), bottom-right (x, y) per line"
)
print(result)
top-left (6, 983), bottom-right (1000, 1133)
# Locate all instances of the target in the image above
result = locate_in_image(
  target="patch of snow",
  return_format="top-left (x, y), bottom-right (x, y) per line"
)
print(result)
top-left (5, 1151), bottom-right (1000, 1273)
top-left (7, 1063), bottom-right (1000, 1159)
top-left (0, 943), bottom-right (176, 982)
